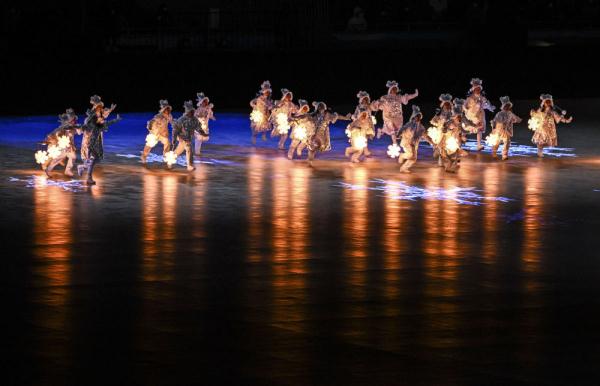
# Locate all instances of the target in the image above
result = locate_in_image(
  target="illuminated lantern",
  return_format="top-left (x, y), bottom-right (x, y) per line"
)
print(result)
top-left (47, 145), bottom-right (62, 159)
top-left (164, 150), bottom-right (178, 166)
top-left (34, 150), bottom-right (49, 164)
top-left (275, 112), bottom-right (290, 134)
top-left (145, 133), bottom-right (159, 147)
top-left (445, 136), bottom-right (460, 154)
top-left (57, 135), bottom-right (70, 149)
top-left (528, 114), bottom-right (541, 131)
top-left (250, 110), bottom-right (264, 124)
top-left (427, 126), bottom-right (442, 145)
top-left (294, 125), bottom-right (307, 141)
top-left (354, 135), bottom-right (367, 150)
top-left (485, 132), bottom-right (499, 147)
top-left (387, 144), bottom-right (401, 158)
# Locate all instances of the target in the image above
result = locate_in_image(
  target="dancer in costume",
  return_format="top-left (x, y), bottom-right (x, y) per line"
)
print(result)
top-left (439, 105), bottom-right (468, 173)
top-left (306, 101), bottom-right (350, 166)
top-left (81, 95), bottom-right (116, 161)
top-left (270, 88), bottom-right (297, 150)
top-left (397, 105), bottom-right (432, 173)
top-left (249, 81), bottom-right (273, 144)
top-left (463, 78), bottom-right (496, 151)
top-left (141, 99), bottom-right (174, 164)
top-left (287, 99), bottom-right (314, 160)
top-left (39, 108), bottom-right (81, 177)
top-left (345, 107), bottom-right (371, 163)
top-left (375, 80), bottom-right (418, 145)
top-left (428, 93), bottom-right (454, 166)
top-left (172, 100), bottom-right (202, 171)
top-left (530, 94), bottom-right (573, 157)
top-left (77, 96), bottom-right (121, 185)
top-left (194, 92), bottom-right (215, 156)
top-left (487, 96), bottom-right (522, 160)
top-left (352, 91), bottom-right (377, 156)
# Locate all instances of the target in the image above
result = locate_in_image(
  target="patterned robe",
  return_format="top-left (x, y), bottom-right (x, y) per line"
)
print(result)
top-left (464, 93), bottom-right (495, 133)
top-left (531, 108), bottom-right (569, 147)
top-left (375, 92), bottom-right (418, 136)
top-left (249, 95), bottom-right (273, 133)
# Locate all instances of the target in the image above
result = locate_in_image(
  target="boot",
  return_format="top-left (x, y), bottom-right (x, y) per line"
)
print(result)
top-left (84, 159), bottom-right (96, 185)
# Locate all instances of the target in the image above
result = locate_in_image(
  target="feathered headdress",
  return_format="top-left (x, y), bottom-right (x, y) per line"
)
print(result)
top-left (159, 99), bottom-right (172, 112)
top-left (439, 93), bottom-right (453, 107)
top-left (500, 96), bottom-right (512, 109)
top-left (312, 101), bottom-right (327, 111)
top-left (470, 78), bottom-right (483, 91)
top-left (297, 99), bottom-right (309, 111)
top-left (540, 93), bottom-right (553, 106)
top-left (59, 108), bottom-right (77, 123)
top-left (452, 105), bottom-right (463, 117)
top-left (409, 105), bottom-right (422, 121)
top-left (90, 95), bottom-right (103, 108)
top-left (453, 98), bottom-right (466, 108)
top-left (183, 100), bottom-right (195, 113)
top-left (356, 90), bottom-right (370, 103)
top-left (196, 92), bottom-right (209, 106)
top-left (386, 80), bottom-right (399, 94)
top-left (280, 88), bottom-right (293, 100)
top-left (260, 80), bottom-right (272, 94)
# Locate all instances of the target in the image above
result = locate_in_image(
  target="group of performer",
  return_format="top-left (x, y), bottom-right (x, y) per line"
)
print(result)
top-left (250, 78), bottom-right (573, 172)
top-left (35, 78), bottom-right (574, 185)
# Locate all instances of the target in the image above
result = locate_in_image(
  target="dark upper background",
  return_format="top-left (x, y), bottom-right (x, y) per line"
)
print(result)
top-left (1, 0), bottom-right (599, 116)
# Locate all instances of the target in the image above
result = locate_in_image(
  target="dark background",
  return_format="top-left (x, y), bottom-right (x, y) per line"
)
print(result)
top-left (2, 0), bottom-right (600, 115)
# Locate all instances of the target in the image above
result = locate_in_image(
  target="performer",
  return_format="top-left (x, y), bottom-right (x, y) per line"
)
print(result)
top-left (375, 80), bottom-right (418, 145)
top-left (530, 94), bottom-right (573, 157)
top-left (249, 81), bottom-right (273, 144)
top-left (352, 91), bottom-right (377, 156)
top-left (41, 108), bottom-right (80, 177)
top-left (141, 99), bottom-right (174, 164)
top-left (429, 94), bottom-right (454, 166)
top-left (306, 101), bottom-right (350, 165)
top-left (81, 95), bottom-right (116, 161)
top-left (487, 96), bottom-right (522, 160)
top-left (172, 101), bottom-right (201, 171)
top-left (78, 96), bottom-right (121, 185)
top-left (194, 92), bottom-right (215, 156)
top-left (463, 78), bottom-right (496, 151)
top-left (439, 105), bottom-right (468, 173)
top-left (270, 88), bottom-right (297, 150)
top-left (397, 105), bottom-right (432, 173)
top-left (287, 99), bottom-right (314, 160)
top-left (345, 108), bottom-right (371, 163)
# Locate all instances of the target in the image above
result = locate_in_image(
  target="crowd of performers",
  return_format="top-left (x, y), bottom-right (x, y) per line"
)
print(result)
top-left (35, 78), bottom-right (573, 185)
top-left (250, 78), bottom-right (573, 172)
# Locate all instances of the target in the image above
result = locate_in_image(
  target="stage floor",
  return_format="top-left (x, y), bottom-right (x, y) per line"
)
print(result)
top-left (2, 111), bottom-right (600, 385)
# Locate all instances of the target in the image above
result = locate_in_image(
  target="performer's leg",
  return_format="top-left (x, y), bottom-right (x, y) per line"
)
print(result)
top-left (345, 146), bottom-right (353, 158)
top-left (297, 142), bottom-right (306, 156)
top-left (363, 146), bottom-right (371, 157)
top-left (185, 142), bottom-right (195, 171)
top-left (477, 131), bottom-right (484, 151)
top-left (502, 138), bottom-right (510, 160)
top-left (288, 139), bottom-right (299, 160)
top-left (537, 145), bottom-right (544, 158)
top-left (83, 157), bottom-right (96, 185)
top-left (492, 144), bottom-right (499, 158)
top-left (351, 149), bottom-right (363, 163)
top-left (161, 137), bottom-right (171, 156)
top-left (141, 145), bottom-right (152, 163)
top-left (45, 153), bottom-right (66, 177)
top-left (278, 133), bottom-right (288, 150)
top-left (65, 150), bottom-right (76, 176)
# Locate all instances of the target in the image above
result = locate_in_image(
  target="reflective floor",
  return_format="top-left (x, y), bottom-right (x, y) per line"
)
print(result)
top-left (3, 112), bottom-right (600, 385)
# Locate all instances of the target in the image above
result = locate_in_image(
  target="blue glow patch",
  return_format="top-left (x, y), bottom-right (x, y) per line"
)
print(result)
top-left (462, 139), bottom-right (576, 158)
top-left (116, 153), bottom-right (237, 166)
top-left (337, 178), bottom-right (512, 206)
top-left (8, 176), bottom-right (88, 192)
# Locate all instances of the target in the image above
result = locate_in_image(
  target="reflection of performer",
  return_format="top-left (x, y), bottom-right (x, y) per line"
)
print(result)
top-left (141, 100), bottom-right (173, 164)
top-left (287, 100), bottom-right (313, 160)
top-left (194, 92), bottom-right (215, 156)
top-left (463, 78), bottom-right (496, 151)
top-left (42, 108), bottom-right (80, 177)
top-left (249, 80), bottom-right (273, 144)
top-left (306, 101), bottom-right (350, 165)
top-left (397, 106), bottom-right (432, 173)
top-left (488, 96), bottom-right (522, 160)
top-left (375, 80), bottom-right (418, 145)
top-left (530, 94), bottom-right (573, 158)
top-left (172, 101), bottom-right (202, 171)
top-left (78, 96), bottom-right (121, 185)
top-left (269, 88), bottom-right (298, 150)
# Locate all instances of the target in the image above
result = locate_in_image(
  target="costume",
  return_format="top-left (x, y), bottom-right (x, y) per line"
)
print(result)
top-left (428, 94), bottom-right (454, 165)
top-left (40, 108), bottom-right (80, 177)
top-left (487, 96), bottom-right (522, 160)
top-left (287, 100), bottom-right (314, 160)
top-left (270, 88), bottom-right (297, 150)
top-left (352, 91), bottom-right (377, 156)
top-left (439, 106), bottom-right (468, 173)
top-left (375, 80), bottom-right (418, 145)
top-left (306, 102), bottom-right (350, 165)
top-left (81, 95), bottom-right (117, 161)
top-left (172, 101), bottom-right (202, 171)
top-left (345, 107), bottom-right (371, 163)
top-left (141, 100), bottom-right (173, 163)
top-left (463, 78), bottom-right (496, 150)
top-left (193, 92), bottom-right (214, 156)
top-left (530, 94), bottom-right (573, 157)
top-left (250, 81), bottom-right (273, 144)
top-left (77, 96), bottom-right (121, 185)
top-left (397, 105), bottom-right (431, 172)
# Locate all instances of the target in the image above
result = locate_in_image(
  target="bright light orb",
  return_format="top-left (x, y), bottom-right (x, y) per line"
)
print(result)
top-left (294, 125), bottom-right (307, 141)
top-left (387, 144), bottom-right (401, 158)
top-left (354, 136), bottom-right (367, 150)
top-left (445, 136), bottom-right (460, 154)
top-left (485, 132), bottom-right (499, 147)
top-left (145, 133), bottom-right (158, 147)
top-left (57, 135), bottom-right (70, 149)
top-left (47, 145), bottom-right (62, 159)
top-left (275, 112), bottom-right (290, 134)
top-left (164, 150), bottom-right (178, 166)
top-left (35, 150), bottom-right (49, 165)
top-left (250, 110), bottom-right (264, 124)
top-left (427, 126), bottom-right (443, 145)
top-left (528, 115), bottom-right (541, 131)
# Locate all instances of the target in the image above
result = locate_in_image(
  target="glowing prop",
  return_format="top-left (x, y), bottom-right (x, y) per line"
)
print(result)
top-left (164, 150), bottom-right (178, 166)
top-left (294, 125), bottom-right (307, 141)
top-left (354, 136), bottom-right (367, 150)
top-left (485, 132), bottom-right (499, 147)
top-left (145, 133), bottom-right (158, 147)
top-left (35, 150), bottom-right (49, 165)
top-left (275, 112), bottom-right (290, 134)
top-left (371, 116), bottom-right (377, 125)
top-left (427, 126), bottom-right (442, 145)
top-left (345, 127), bottom-right (352, 138)
top-left (445, 136), bottom-right (460, 154)
top-left (387, 144), bottom-right (401, 158)
top-left (47, 145), bottom-right (62, 159)
top-left (250, 110), bottom-right (264, 125)
top-left (57, 135), bottom-right (70, 149)
top-left (528, 114), bottom-right (541, 131)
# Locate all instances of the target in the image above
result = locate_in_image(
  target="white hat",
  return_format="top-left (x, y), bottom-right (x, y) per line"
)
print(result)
top-left (386, 80), bottom-right (399, 94)
top-left (280, 88), bottom-right (293, 100)
top-left (196, 92), bottom-right (209, 106)
top-left (297, 99), bottom-right (309, 111)
top-left (260, 80), bottom-right (272, 94)
top-left (159, 99), bottom-right (172, 112)
top-left (409, 105), bottom-right (422, 121)
top-left (356, 90), bottom-right (370, 103)
top-left (500, 96), bottom-right (512, 109)
top-left (439, 93), bottom-right (453, 107)
top-left (540, 93), bottom-right (553, 105)
top-left (470, 78), bottom-right (483, 91)
top-left (90, 95), bottom-right (103, 108)
top-left (312, 101), bottom-right (327, 111)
